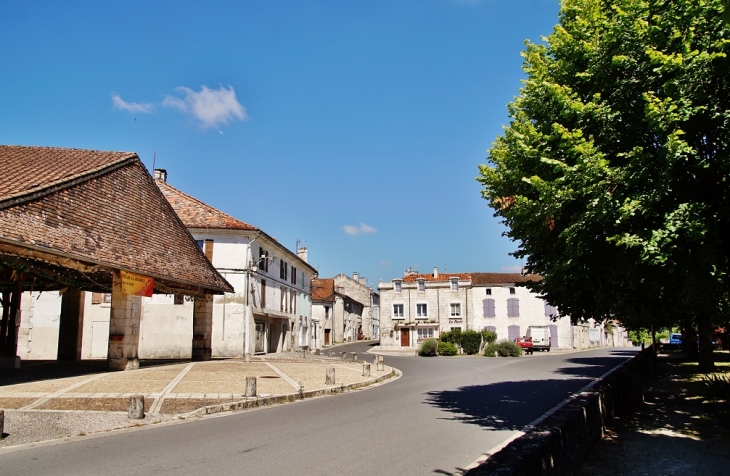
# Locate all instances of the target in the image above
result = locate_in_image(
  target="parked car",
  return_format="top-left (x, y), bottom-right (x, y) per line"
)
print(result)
top-left (528, 326), bottom-right (552, 351)
top-left (669, 333), bottom-right (682, 345)
top-left (515, 336), bottom-right (533, 355)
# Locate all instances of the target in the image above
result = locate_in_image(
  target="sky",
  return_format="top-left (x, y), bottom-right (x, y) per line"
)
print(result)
top-left (0, 0), bottom-right (561, 289)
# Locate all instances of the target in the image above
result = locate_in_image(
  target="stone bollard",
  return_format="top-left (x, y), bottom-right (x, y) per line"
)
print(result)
top-left (342, 352), bottom-right (348, 360)
top-left (352, 353), bottom-right (358, 362)
top-left (244, 353), bottom-right (251, 363)
top-left (373, 355), bottom-right (379, 365)
top-left (245, 376), bottom-right (257, 397)
top-left (299, 350), bottom-right (306, 359)
top-left (0, 409), bottom-right (4, 437)
top-left (362, 363), bottom-right (371, 377)
top-left (315, 349), bottom-right (320, 356)
top-left (377, 360), bottom-right (385, 371)
top-left (326, 367), bottom-right (336, 385)
top-left (128, 395), bottom-right (145, 419)
top-left (329, 351), bottom-right (333, 357)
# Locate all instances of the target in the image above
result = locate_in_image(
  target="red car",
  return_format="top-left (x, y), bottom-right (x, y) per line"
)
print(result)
top-left (515, 336), bottom-right (534, 355)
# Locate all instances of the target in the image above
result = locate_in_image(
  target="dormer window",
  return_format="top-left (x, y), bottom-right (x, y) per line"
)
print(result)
top-left (451, 279), bottom-right (458, 291)
top-left (509, 287), bottom-right (516, 295)
top-left (418, 280), bottom-right (425, 292)
top-left (394, 280), bottom-right (402, 293)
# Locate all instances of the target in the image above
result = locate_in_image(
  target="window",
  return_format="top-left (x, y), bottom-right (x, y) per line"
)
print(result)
top-left (291, 267), bottom-right (297, 285)
top-left (394, 281), bottom-right (402, 293)
top-left (291, 291), bottom-right (296, 314)
top-left (482, 299), bottom-right (496, 318)
top-left (418, 280), bottom-right (425, 292)
top-left (507, 298), bottom-right (520, 317)
top-left (485, 288), bottom-right (492, 295)
top-left (258, 248), bottom-right (269, 272)
top-left (451, 279), bottom-right (458, 291)
top-left (91, 292), bottom-right (102, 304)
top-left (196, 240), bottom-right (204, 250)
top-left (280, 260), bottom-right (288, 280)
top-left (393, 304), bottom-right (404, 317)
top-left (450, 303), bottom-right (461, 317)
top-left (416, 303), bottom-right (427, 318)
top-left (261, 279), bottom-right (266, 308)
top-left (417, 328), bottom-right (434, 341)
top-left (509, 287), bottom-right (516, 295)
top-left (204, 240), bottom-right (214, 261)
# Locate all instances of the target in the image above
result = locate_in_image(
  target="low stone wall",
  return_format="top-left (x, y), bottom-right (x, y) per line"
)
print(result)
top-left (465, 348), bottom-right (651, 476)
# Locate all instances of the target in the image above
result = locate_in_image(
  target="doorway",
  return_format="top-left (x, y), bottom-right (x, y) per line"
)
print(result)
top-left (255, 322), bottom-right (265, 353)
top-left (324, 329), bottom-right (331, 346)
top-left (400, 328), bottom-right (410, 347)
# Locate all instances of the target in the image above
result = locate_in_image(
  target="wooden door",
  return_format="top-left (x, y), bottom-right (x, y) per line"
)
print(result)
top-left (324, 329), bottom-right (331, 346)
top-left (401, 328), bottom-right (410, 347)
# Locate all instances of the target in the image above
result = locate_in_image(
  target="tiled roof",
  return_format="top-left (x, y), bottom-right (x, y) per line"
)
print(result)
top-left (157, 180), bottom-right (257, 231)
top-left (402, 273), bottom-right (472, 283)
top-left (311, 278), bottom-right (335, 302)
top-left (0, 145), bottom-right (135, 203)
top-left (400, 272), bottom-right (542, 284)
top-left (0, 146), bottom-right (233, 294)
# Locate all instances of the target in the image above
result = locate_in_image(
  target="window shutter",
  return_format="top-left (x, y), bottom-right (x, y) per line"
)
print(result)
top-left (507, 298), bottom-right (520, 317)
top-left (91, 293), bottom-right (102, 304)
top-left (483, 298), bottom-right (495, 317)
top-left (508, 325), bottom-right (520, 342)
top-left (484, 326), bottom-right (497, 334)
top-left (204, 240), bottom-right (214, 261)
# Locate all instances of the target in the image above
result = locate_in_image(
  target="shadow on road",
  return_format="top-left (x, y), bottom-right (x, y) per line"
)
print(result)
top-left (552, 352), bottom-right (635, 378)
top-left (424, 377), bottom-right (591, 431)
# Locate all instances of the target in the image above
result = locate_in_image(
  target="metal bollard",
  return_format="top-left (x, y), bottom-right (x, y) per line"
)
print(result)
top-left (128, 395), bottom-right (145, 419)
top-left (362, 363), bottom-right (371, 377)
top-left (245, 376), bottom-right (257, 397)
top-left (326, 367), bottom-right (336, 385)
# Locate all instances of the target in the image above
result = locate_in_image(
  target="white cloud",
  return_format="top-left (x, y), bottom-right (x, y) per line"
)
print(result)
top-left (343, 222), bottom-right (377, 236)
top-left (163, 85), bottom-right (247, 128)
top-left (111, 94), bottom-right (154, 113)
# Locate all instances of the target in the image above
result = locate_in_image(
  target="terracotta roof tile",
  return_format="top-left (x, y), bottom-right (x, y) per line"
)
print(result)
top-left (402, 273), bottom-right (472, 283)
top-left (311, 278), bottom-right (335, 302)
top-left (400, 272), bottom-right (542, 284)
top-left (0, 146), bottom-right (233, 294)
top-left (156, 180), bottom-right (258, 231)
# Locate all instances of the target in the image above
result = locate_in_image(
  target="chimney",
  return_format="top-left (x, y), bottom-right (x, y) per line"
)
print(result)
top-left (153, 169), bottom-right (167, 183)
top-left (433, 267), bottom-right (438, 278)
top-left (297, 247), bottom-right (308, 263)
top-left (353, 272), bottom-right (359, 282)
top-left (359, 278), bottom-right (366, 285)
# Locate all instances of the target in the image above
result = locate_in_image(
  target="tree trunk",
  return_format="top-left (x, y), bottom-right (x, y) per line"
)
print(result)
top-left (697, 316), bottom-right (715, 372)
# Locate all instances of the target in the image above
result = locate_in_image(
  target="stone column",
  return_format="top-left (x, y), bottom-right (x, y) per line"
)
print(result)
top-left (192, 294), bottom-right (213, 361)
top-left (108, 272), bottom-right (142, 371)
top-left (57, 289), bottom-right (85, 360)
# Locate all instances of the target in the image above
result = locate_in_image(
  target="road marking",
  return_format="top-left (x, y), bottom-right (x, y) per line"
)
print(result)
top-left (148, 362), bottom-right (196, 414)
top-left (264, 362), bottom-right (301, 391)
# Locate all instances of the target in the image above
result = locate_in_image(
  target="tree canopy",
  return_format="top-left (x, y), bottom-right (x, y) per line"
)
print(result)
top-left (477, 0), bottom-right (730, 370)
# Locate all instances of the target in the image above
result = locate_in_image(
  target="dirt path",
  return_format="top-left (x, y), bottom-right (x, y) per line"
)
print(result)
top-left (578, 352), bottom-right (730, 476)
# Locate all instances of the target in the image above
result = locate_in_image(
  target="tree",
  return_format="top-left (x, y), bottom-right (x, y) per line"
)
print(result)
top-left (477, 0), bottom-right (730, 371)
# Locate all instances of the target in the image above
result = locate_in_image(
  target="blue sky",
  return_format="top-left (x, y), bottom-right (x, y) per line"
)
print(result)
top-left (0, 0), bottom-right (560, 289)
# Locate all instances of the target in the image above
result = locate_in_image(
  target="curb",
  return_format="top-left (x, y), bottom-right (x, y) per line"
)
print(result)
top-left (180, 368), bottom-right (401, 418)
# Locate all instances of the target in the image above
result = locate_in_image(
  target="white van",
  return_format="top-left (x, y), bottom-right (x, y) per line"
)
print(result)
top-left (528, 326), bottom-right (552, 351)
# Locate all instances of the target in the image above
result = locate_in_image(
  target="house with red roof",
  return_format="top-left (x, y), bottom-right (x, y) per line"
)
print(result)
top-left (378, 267), bottom-right (627, 350)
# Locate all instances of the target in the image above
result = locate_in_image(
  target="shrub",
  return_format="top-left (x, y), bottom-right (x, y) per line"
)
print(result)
top-left (440, 328), bottom-right (462, 346)
top-left (484, 340), bottom-right (522, 357)
top-left (418, 338), bottom-right (438, 357)
top-left (438, 341), bottom-right (458, 356)
top-left (702, 374), bottom-right (730, 401)
top-left (461, 330), bottom-right (482, 355)
top-left (481, 329), bottom-right (498, 345)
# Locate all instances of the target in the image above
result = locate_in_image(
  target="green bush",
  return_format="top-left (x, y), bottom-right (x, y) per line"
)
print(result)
top-left (481, 329), bottom-right (498, 345)
top-left (484, 340), bottom-right (522, 357)
top-left (439, 328), bottom-right (462, 346)
top-left (418, 338), bottom-right (438, 357)
top-left (461, 330), bottom-right (482, 355)
top-left (702, 374), bottom-right (730, 401)
top-left (438, 341), bottom-right (458, 356)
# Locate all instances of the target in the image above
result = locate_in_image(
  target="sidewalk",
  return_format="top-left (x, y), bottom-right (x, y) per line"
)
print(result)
top-left (0, 352), bottom-right (395, 449)
top-left (577, 351), bottom-right (730, 475)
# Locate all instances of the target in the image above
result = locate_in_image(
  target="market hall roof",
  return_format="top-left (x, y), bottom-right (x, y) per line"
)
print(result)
top-left (0, 145), bottom-right (233, 295)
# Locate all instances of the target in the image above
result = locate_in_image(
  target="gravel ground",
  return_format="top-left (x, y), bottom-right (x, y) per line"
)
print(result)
top-left (577, 352), bottom-right (730, 476)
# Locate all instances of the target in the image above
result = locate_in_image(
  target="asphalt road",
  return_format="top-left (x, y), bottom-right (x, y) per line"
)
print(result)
top-left (0, 344), bottom-right (636, 475)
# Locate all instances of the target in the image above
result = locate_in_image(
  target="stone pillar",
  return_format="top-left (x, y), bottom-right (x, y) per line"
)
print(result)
top-left (128, 395), bottom-right (144, 419)
top-left (341, 352), bottom-right (347, 360)
top-left (362, 363), bottom-right (371, 377)
top-left (1, 279), bottom-right (22, 368)
top-left (107, 272), bottom-right (142, 371)
top-left (245, 376), bottom-right (257, 397)
top-left (57, 289), bottom-right (85, 360)
top-left (192, 294), bottom-right (213, 361)
top-left (326, 367), bottom-right (335, 385)
top-left (352, 353), bottom-right (358, 362)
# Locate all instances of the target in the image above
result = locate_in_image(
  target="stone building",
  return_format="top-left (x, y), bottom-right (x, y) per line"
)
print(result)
top-left (378, 267), bottom-right (622, 350)
top-left (311, 272), bottom-right (379, 348)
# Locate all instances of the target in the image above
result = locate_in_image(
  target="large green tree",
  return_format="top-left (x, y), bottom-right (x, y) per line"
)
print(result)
top-left (478, 0), bottom-right (730, 370)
